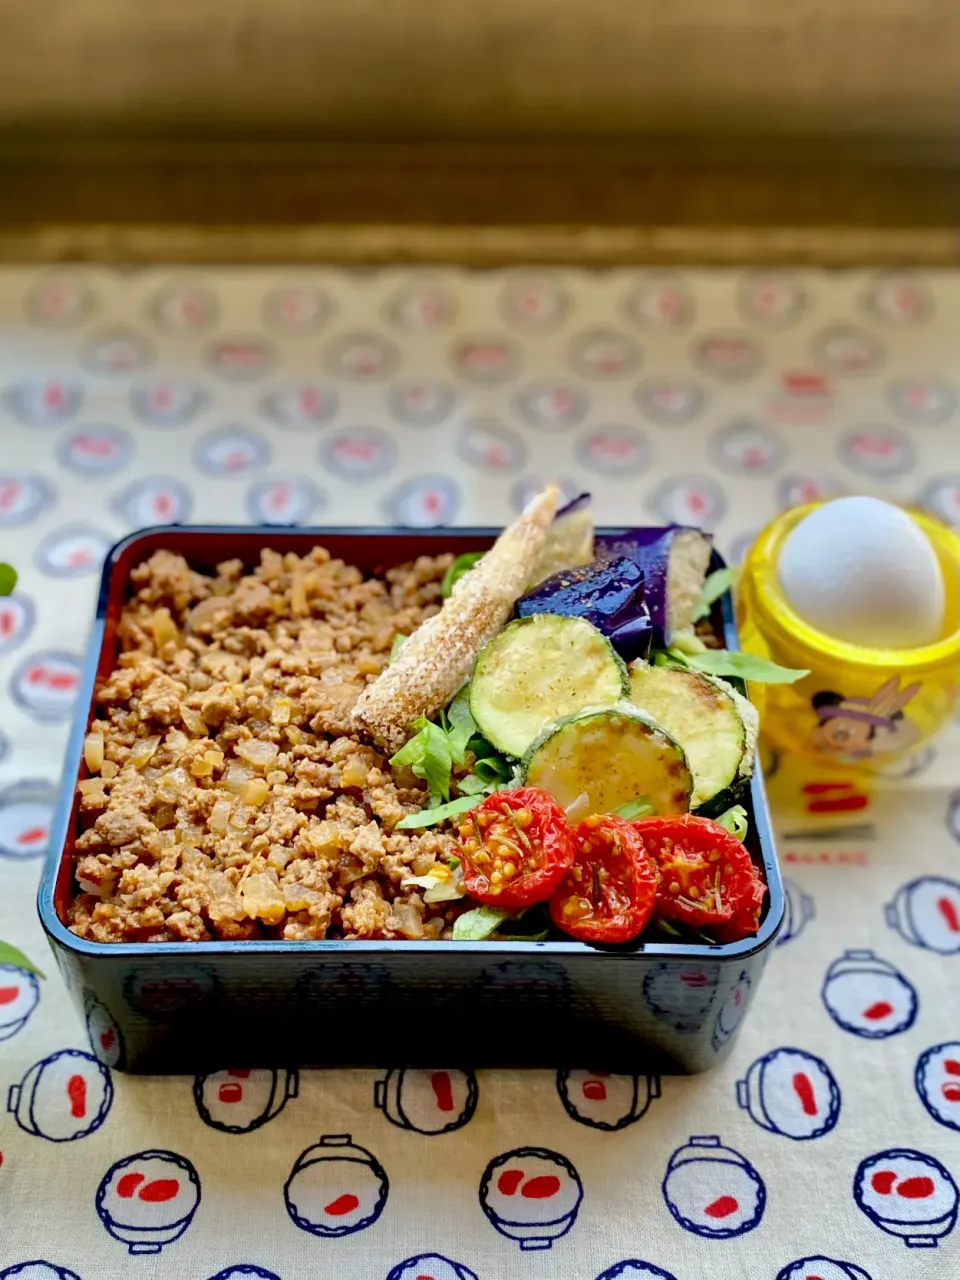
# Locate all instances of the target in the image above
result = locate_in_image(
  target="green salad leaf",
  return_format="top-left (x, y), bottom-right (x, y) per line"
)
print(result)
top-left (615, 796), bottom-right (655, 820)
top-left (441, 552), bottom-right (485, 598)
top-left (670, 646), bottom-right (809, 684)
top-left (453, 906), bottom-right (513, 940)
top-left (0, 564), bottom-right (17, 596)
top-left (693, 567), bottom-right (737, 621)
top-left (0, 941), bottom-right (45, 979)
top-left (391, 718), bottom-right (454, 800)
top-left (391, 685), bottom-right (514, 816)
top-left (714, 804), bottom-right (749, 841)
top-left (389, 633), bottom-right (407, 662)
top-left (444, 687), bottom-right (477, 763)
top-left (395, 794), bottom-right (481, 830)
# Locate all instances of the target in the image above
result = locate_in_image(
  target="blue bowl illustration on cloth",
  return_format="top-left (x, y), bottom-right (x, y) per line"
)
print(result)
top-left (775, 1258), bottom-right (871, 1280)
top-left (96, 1149), bottom-right (200, 1254)
top-left (8, 1049), bottom-right (112, 1142)
top-left (386, 1255), bottom-right (478, 1280)
top-left (374, 1068), bottom-right (477, 1135)
top-left (821, 950), bottom-right (917, 1038)
top-left (0, 965), bottom-right (39, 1041)
top-left (853, 1148), bottom-right (958, 1248)
top-left (914, 1042), bottom-right (960, 1130)
top-left (557, 1070), bottom-right (660, 1131)
top-left (662, 1136), bottom-right (765, 1238)
top-left (194, 1068), bottom-right (298, 1134)
top-left (736, 1047), bottom-right (840, 1140)
top-left (479, 1147), bottom-right (583, 1250)
top-left (885, 877), bottom-right (960, 954)
top-left (284, 1135), bottom-right (388, 1238)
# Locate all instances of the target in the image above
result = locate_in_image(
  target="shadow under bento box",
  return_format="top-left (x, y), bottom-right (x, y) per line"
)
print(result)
top-left (38, 525), bottom-right (784, 1074)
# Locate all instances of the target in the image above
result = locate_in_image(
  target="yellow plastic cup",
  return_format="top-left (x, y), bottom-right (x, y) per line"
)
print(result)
top-left (737, 504), bottom-right (959, 768)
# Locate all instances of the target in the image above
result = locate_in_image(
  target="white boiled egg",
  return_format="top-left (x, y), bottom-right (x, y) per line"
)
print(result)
top-left (778, 497), bottom-right (945, 648)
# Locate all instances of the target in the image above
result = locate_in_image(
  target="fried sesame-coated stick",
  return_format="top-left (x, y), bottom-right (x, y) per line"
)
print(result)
top-left (352, 485), bottom-right (560, 752)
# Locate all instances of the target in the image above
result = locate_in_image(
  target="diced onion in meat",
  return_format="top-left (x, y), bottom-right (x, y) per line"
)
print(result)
top-left (388, 902), bottom-right (425, 938)
top-left (208, 797), bottom-right (233, 832)
top-left (240, 873), bottom-right (286, 924)
top-left (130, 735), bottom-right (161, 769)
top-left (222, 764), bottom-right (252, 793)
top-left (240, 778), bottom-right (269, 806)
top-left (181, 706), bottom-right (206, 736)
top-left (190, 749), bottom-right (224, 778)
top-left (83, 731), bottom-right (104, 772)
top-left (150, 607), bottom-right (180, 650)
top-left (235, 740), bottom-right (279, 768)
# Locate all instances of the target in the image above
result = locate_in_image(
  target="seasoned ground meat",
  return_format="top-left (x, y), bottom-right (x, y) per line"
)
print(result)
top-left (69, 546), bottom-right (466, 944)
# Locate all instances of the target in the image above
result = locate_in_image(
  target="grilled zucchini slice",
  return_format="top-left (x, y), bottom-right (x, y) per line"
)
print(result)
top-left (470, 614), bottom-right (628, 758)
top-left (627, 661), bottom-right (757, 811)
top-left (520, 703), bottom-right (693, 822)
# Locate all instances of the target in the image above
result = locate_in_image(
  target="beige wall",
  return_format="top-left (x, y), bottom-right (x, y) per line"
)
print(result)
top-left (0, 1), bottom-right (956, 157)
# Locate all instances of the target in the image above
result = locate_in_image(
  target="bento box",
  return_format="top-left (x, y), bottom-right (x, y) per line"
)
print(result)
top-left (38, 524), bottom-right (784, 1074)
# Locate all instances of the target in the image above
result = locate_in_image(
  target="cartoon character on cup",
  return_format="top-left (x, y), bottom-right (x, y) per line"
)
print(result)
top-left (736, 1047), bottom-right (840, 1141)
top-left (662, 1136), bottom-right (765, 1238)
top-left (811, 678), bottom-right (920, 761)
top-left (821, 950), bottom-right (917, 1039)
top-left (194, 1068), bottom-right (299, 1134)
top-left (854, 1148), bottom-right (958, 1248)
top-left (374, 1068), bottom-right (477, 1135)
top-left (96, 1149), bottom-right (200, 1254)
top-left (775, 1258), bottom-right (871, 1280)
top-left (914, 1042), bottom-right (960, 1131)
top-left (284, 1135), bottom-right (388, 1237)
top-left (885, 877), bottom-right (960, 955)
top-left (386, 1254), bottom-right (478, 1280)
top-left (556, 1070), bottom-right (660, 1131)
top-left (479, 1148), bottom-right (583, 1250)
top-left (0, 963), bottom-right (40, 1041)
top-left (8, 1049), bottom-right (113, 1142)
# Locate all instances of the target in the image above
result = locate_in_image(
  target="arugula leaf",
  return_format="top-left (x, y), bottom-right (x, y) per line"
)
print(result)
top-left (0, 564), bottom-right (17, 596)
top-left (0, 941), bottom-right (45, 978)
top-left (693, 567), bottom-right (737, 621)
top-left (389, 633), bottom-right (407, 662)
top-left (441, 552), bottom-right (485, 598)
top-left (615, 796), bottom-right (654, 820)
top-left (714, 804), bottom-right (749, 841)
top-left (395, 794), bottom-right (481, 830)
top-left (445, 687), bottom-right (477, 764)
top-left (677, 648), bottom-right (809, 684)
top-left (497, 929), bottom-right (549, 942)
top-left (452, 906), bottom-right (514, 940)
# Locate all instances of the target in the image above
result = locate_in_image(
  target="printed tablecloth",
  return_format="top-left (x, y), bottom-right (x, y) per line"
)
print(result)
top-left (0, 266), bottom-right (957, 1280)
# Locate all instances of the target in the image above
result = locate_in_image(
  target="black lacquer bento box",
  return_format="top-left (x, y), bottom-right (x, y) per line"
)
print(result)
top-left (38, 525), bottom-right (784, 1074)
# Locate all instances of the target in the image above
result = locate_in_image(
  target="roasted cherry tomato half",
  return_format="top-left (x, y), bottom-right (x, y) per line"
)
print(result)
top-left (456, 787), bottom-right (575, 910)
top-left (635, 814), bottom-right (766, 942)
top-left (549, 815), bottom-right (658, 943)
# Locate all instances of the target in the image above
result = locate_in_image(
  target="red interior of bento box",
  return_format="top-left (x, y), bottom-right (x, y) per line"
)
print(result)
top-left (52, 525), bottom-right (504, 925)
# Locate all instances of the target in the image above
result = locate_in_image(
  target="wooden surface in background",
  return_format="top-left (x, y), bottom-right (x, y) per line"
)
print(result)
top-left (1, 1), bottom-right (956, 161)
top-left (0, 2), bottom-right (955, 264)
top-left (0, 147), bottom-right (955, 265)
